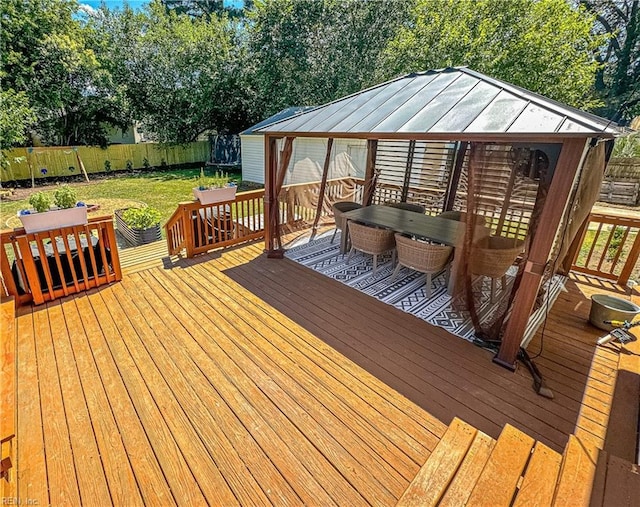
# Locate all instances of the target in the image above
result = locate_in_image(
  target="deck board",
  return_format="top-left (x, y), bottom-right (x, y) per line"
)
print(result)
top-left (133, 269), bottom-right (396, 505)
top-left (152, 267), bottom-right (417, 484)
top-left (168, 264), bottom-right (435, 470)
top-left (45, 301), bottom-right (112, 503)
top-left (32, 306), bottom-right (81, 505)
top-left (9, 236), bottom-right (640, 506)
top-left (15, 307), bottom-right (48, 504)
top-left (55, 300), bottom-right (143, 506)
top-left (74, 295), bottom-right (211, 506)
top-left (109, 281), bottom-right (322, 506)
top-left (68, 296), bottom-right (177, 506)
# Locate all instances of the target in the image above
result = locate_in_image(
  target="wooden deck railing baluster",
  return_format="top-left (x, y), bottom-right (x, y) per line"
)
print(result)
top-left (571, 212), bottom-right (640, 286)
top-left (0, 216), bottom-right (122, 306)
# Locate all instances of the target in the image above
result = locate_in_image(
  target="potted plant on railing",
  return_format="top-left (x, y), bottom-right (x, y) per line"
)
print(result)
top-left (18, 185), bottom-right (88, 233)
top-left (192, 168), bottom-right (237, 204)
top-left (114, 206), bottom-right (162, 246)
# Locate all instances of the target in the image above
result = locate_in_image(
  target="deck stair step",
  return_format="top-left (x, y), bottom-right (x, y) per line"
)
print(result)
top-left (588, 449), bottom-right (640, 506)
top-left (397, 417), bottom-right (568, 507)
top-left (119, 239), bottom-right (171, 274)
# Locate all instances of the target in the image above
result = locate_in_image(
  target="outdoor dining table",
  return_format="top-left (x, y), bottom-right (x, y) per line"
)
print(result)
top-left (340, 205), bottom-right (467, 295)
top-left (340, 205), bottom-right (464, 253)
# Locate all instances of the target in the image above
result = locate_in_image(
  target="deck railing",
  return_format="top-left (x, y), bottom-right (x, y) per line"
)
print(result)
top-left (0, 215), bottom-right (122, 306)
top-left (571, 212), bottom-right (640, 286)
top-left (165, 189), bottom-right (266, 257)
top-left (166, 178), bottom-right (365, 258)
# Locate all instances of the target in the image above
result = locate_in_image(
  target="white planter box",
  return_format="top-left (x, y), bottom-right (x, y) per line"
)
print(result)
top-left (18, 206), bottom-right (88, 234)
top-left (193, 186), bottom-right (237, 205)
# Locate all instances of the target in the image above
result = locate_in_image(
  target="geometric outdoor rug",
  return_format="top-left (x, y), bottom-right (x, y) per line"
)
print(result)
top-left (286, 231), bottom-right (517, 345)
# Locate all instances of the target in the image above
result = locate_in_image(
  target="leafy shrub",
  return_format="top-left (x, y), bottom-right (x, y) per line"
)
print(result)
top-left (104, 160), bottom-right (112, 172)
top-left (53, 185), bottom-right (78, 209)
top-left (143, 157), bottom-right (150, 170)
top-left (122, 207), bottom-right (161, 229)
top-left (28, 191), bottom-right (52, 213)
top-left (126, 159), bottom-right (133, 171)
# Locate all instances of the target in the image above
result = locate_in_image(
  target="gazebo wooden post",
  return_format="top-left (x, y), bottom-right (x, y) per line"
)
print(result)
top-left (363, 139), bottom-right (378, 205)
top-left (495, 137), bottom-right (590, 369)
top-left (401, 140), bottom-right (416, 202)
top-left (444, 141), bottom-right (467, 212)
top-left (265, 136), bottom-right (295, 257)
top-left (264, 134), bottom-right (278, 255)
top-left (311, 138), bottom-right (334, 237)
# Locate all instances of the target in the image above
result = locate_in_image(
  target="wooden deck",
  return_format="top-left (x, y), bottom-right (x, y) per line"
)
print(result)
top-left (4, 237), bottom-right (639, 505)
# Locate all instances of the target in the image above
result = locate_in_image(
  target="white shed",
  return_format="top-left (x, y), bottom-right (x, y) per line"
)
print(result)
top-left (241, 107), bottom-right (368, 185)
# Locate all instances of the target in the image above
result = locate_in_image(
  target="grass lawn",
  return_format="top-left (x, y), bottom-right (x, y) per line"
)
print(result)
top-left (1, 168), bottom-right (258, 231)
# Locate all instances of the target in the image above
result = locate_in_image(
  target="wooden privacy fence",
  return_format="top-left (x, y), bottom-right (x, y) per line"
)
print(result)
top-left (571, 212), bottom-right (640, 286)
top-left (599, 157), bottom-right (640, 206)
top-left (0, 216), bottom-right (122, 306)
top-left (1, 141), bottom-right (210, 182)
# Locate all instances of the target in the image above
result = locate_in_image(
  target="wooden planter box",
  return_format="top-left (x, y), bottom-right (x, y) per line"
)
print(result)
top-left (114, 208), bottom-right (162, 247)
top-left (18, 206), bottom-right (88, 234)
top-left (193, 186), bottom-right (236, 204)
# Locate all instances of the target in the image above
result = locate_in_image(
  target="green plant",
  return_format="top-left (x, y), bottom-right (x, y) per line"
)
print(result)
top-left (104, 160), bottom-right (112, 172)
top-left (53, 185), bottom-right (78, 209)
top-left (122, 207), bottom-right (161, 229)
top-left (126, 159), bottom-right (133, 171)
top-left (210, 170), bottom-right (229, 188)
top-left (143, 157), bottom-right (150, 170)
top-left (196, 167), bottom-right (209, 190)
top-left (28, 191), bottom-right (52, 213)
top-left (607, 226), bottom-right (625, 261)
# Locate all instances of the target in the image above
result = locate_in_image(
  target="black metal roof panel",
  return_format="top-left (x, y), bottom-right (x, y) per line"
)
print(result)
top-left (241, 106), bottom-right (315, 135)
top-left (258, 67), bottom-right (624, 138)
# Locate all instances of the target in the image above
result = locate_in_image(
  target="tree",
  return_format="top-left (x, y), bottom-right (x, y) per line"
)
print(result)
top-left (581, 0), bottom-right (639, 122)
top-left (246, 0), bottom-right (412, 117)
top-left (0, 89), bottom-right (36, 150)
top-left (1, 0), bottom-right (129, 146)
top-left (381, 0), bottom-right (603, 111)
top-left (103, 0), bottom-right (249, 142)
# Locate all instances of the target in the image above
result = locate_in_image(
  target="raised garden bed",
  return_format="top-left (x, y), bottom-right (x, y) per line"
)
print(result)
top-left (114, 208), bottom-right (162, 247)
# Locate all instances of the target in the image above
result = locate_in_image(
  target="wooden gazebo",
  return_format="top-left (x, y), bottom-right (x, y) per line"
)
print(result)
top-left (259, 67), bottom-right (626, 370)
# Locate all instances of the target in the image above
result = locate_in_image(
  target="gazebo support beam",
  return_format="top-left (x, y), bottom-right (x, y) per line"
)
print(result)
top-left (311, 138), bottom-right (334, 237)
top-left (495, 137), bottom-right (590, 370)
top-left (444, 141), bottom-right (467, 212)
top-left (401, 140), bottom-right (416, 202)
top-left (363, 140), bottom-right (378, 205)
top-left (264, 134), bottom-right (279, 255)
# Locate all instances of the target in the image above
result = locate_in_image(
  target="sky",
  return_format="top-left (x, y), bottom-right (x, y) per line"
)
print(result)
top-left (80, 0), bottom-right (241, 11)
top-left (81, 0), bottom-right (149, 10)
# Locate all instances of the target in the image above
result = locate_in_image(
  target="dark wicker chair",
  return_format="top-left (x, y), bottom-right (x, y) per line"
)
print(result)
top-left (470, 236), bottom-right (524, 302)
top-left (331, 201), bottom-right (362, 243)
top-left (392, 234), bottom-right (453, 296)
top-left (346, 221), bottom-right (396, 274)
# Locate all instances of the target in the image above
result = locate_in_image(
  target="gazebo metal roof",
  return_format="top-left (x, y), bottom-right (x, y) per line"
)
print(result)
top-left (241, 106), bottom-right (315, 135)
top-left (258, 67), bottom-right (624, 138)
